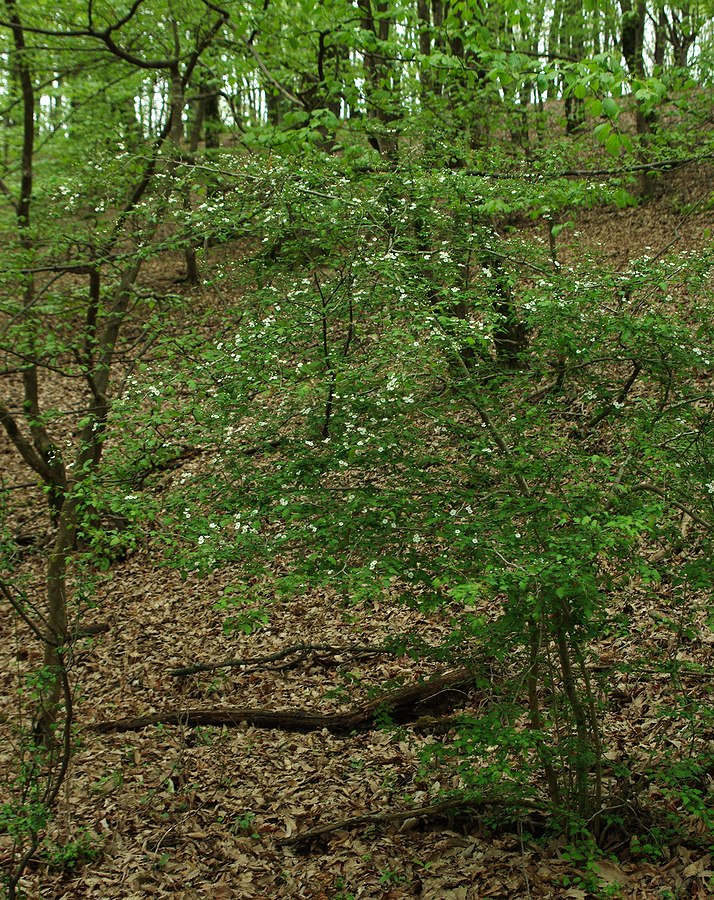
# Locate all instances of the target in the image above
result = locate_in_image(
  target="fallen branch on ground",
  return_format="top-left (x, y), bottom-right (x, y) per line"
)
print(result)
top-left (282, 794), bottom-right (544, 846)
top-left (169, 641), bottom-right (404, 677)
top-left (72, 622), bottom-right (110, 640)
top-left (94, 667), bottom-right (475, 734)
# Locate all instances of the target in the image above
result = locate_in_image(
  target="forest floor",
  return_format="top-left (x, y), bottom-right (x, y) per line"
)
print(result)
top-left (1, 159), bottom-right (713, 899)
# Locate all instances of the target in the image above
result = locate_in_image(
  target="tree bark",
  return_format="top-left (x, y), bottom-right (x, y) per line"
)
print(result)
top-left (34, 499), bottom-right (76, 741)
top-left (358, 0), bottom-right (398, 157)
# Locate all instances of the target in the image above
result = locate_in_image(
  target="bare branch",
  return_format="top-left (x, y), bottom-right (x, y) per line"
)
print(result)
top-left (0, 401), bottom-right (58, 485)
top-left (169, 642), bottom-right (405, 677)
top-left (630, 482), bottom-right (712, 531)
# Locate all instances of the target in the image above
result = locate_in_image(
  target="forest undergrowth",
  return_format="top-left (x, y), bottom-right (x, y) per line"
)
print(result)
top-left (2, 156), bottom-right (713, 898)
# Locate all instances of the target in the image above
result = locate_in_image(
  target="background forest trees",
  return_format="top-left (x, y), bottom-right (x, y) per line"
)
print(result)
top-left (1, 0), bottom-right (713, 896)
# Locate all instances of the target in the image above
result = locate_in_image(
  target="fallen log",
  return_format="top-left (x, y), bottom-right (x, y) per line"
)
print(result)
top-left (72, 622), bottom-right (110, 640)
top-left (282, 794), bottom-right (544, 847)
top-left (283, 798), bottom-right (481, 846)
top-left (94, 667), bottom-right (474, 735)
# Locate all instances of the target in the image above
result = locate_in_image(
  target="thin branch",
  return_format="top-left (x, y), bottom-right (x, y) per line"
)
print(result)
top-left (447, 364), bottom-right (532, 498)
top-left (169, 642), bottom-right (404, 677)
top-left (0, 175), bottom-right (17, 210)
top-left (0, 401), bottom-right (59, 485)
top-left (6, 662), bottom-right (73, 897)
top-left (629, 482), bottom-right (712, 531)
top-left (237, 36), bottom-right (306, 109)
top-left (0, 579), bottom-right (47, 643)
top-left (282, 794), bottom-right (543, 847)
top-left (463, 152), bottom-right (714, 181)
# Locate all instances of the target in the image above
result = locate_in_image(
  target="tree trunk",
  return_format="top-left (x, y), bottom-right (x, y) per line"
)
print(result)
top-left (169, 67), bottom-right (199, 284)
top-left (620, 0), bottom-right (657, 195)
top-left (487, 258), bottom-right (528, 369)
top-left (205, 87), bottom-right (222, 150)
top-left (417, 0), bottom-right (431, 103)
top-left (654, 8), bottom-right (667, 69)
top-left (34, 498), bottom-right (76, 742)
top-left (620, 0), bottom-right (646, 77)
top-left (359, 0), bottom-right (398, 158)
top-left (3, 1), bottom-right (69, 519)
top-left (188, 90), bottom-right (206, 152)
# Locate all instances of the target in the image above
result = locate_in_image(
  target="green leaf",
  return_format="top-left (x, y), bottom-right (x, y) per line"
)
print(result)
top-left (605, 132), bottom-right (621, 157)
top-left (613, 188), bottom-right (636, 208)
top-left (602, 97), bottom-right (619, 119)
top-left (593, 121), bottom-right (611, 142)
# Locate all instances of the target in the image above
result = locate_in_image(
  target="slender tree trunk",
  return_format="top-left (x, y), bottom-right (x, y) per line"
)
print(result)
top-left (620, 0), bottom-right (657, 195)
top-left (4, 0), bottom-right (68, 518)
top-left (620, 0), bottom-right (646, 77)
top-left (359, 0), bottom-right (398, 157)
top-left (188, 89), bottom-right (206, 152)
top-left (35, 499), bottom-right (76, 741)
top-left (34, 263), bottom-right (135, 735)
top-left (528, 621), bottom-right (561, 806)
top-left (204, 88), bottom-right (222, 150)
top-left (486, 257), bottom-right (528, 369)
top-left (654, 8), bottom-right (667, 69)
top-left (417, 0), bottom-right (431, 103)
top-left (563, 0), bottom-right (585, 133)
top-left (168, 65), bottom-right (199, 284)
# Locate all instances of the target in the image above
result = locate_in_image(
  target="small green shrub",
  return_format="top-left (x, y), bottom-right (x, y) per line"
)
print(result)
top-left (41, 830), bottom-right (103, 872)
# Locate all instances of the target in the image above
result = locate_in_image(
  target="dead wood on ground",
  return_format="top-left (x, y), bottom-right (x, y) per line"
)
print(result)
top-left (169, 641), bottom-right (406, 677)
top-left (94, 667), bottom-right (475, 734)
top-left (282, 794), bottom-right (544, 847)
